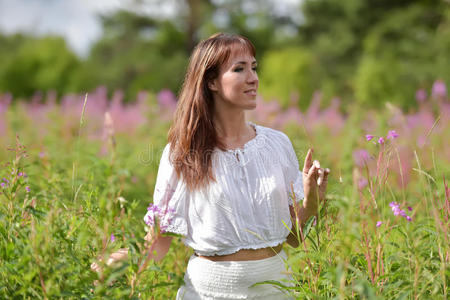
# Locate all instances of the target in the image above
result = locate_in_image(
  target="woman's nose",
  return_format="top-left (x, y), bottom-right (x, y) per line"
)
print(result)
top-left (247, 70), bottom-right (258, 84)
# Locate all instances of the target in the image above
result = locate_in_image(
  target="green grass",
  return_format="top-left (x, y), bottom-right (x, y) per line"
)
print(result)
top-left (0, 97), bottom-right (448, 299)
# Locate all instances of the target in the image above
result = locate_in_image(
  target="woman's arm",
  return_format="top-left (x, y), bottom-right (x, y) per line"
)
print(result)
top-left (91, 228), bottom-right (173, 272)
top-left (286, 203), bottom-right (317, 248)
top-left (286, 148), bottom-right (329, 248)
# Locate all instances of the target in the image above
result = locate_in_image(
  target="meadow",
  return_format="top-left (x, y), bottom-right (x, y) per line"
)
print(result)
top-left (0, 83), bottom-right (449, 299)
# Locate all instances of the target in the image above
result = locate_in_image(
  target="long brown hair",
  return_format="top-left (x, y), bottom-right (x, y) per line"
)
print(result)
top-left (168, 33), bottom-right (256, 191)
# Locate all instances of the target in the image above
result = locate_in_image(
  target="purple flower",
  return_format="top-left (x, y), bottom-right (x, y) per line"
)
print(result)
top-left (18, 172), bottom-right (24, 177)
top-left (407, 206), bottom-right (412, 211)
top-left (431, 80), bottom-right (447, 99)
top-left (376, 221), bottom-right (382, 228)
top-left (353, 149), bottom-right (370, 167)
top-left (365, 134), bottom-right (374, 141)
top-left (378, 137), bottom-right (385, 144)
top-left (144, 203), bottom-right (175, 233)
top-left (0, 182), bottom-right (5, 188)
top-left (389, 201), bottom-right (412, 222)
top-left (358, 178), bottom-right (368, 189)
top-left (415, 89), bottom-right (427, 102)
top-left (386, 130), bottom-right (399, 140)
top-left (157, 89), bottom-right (177, 110)
top-left (25, 186), bottom-right (30, 192)
top-left (110, 234), bottom-right (115, 242)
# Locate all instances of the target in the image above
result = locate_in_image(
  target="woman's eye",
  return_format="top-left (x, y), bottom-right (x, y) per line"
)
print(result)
top-left (234, 67), bottom-right (244, 72)
top-left (252, 66), bottom-right (258, 72)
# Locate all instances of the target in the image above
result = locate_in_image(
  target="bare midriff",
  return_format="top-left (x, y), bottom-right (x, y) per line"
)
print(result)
top-left (196, 243), bottom-right (283, 261)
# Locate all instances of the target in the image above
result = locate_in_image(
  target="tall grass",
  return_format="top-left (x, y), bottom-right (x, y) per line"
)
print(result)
top-left (0, 86), bottom-right (448, 299)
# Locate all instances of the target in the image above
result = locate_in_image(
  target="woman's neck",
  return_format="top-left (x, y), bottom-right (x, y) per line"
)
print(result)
top-left (213, 111), bottom-right (254, 149)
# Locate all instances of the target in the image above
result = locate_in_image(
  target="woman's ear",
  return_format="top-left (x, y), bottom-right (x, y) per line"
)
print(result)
top-left (208, 79), bottom-right (219, 92)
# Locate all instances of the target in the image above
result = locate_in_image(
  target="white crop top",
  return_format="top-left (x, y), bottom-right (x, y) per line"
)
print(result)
top-left (143, 122), bottom-right (304, 256)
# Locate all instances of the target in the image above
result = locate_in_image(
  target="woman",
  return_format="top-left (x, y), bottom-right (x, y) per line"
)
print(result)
top-left (92, 33), bottom-right (330, 299)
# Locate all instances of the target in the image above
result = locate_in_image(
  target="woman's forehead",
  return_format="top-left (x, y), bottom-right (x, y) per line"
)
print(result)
top-left (223, 44), bottom-right (256, 66)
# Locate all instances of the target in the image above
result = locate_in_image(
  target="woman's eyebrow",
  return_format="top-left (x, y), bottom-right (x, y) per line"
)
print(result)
top-left (233, 60), bottom-right (258, 66)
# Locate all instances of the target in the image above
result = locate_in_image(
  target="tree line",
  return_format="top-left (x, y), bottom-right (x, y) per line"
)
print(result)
top-left (0, 0), bottom-right (448, 109)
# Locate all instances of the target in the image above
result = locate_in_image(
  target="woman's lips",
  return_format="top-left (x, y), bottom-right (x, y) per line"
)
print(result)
top-left (244, 89), bottom-right (257, 96)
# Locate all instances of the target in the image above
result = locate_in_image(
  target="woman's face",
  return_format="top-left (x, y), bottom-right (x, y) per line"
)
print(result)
top-left (209, 47), bottom-right (258, 110)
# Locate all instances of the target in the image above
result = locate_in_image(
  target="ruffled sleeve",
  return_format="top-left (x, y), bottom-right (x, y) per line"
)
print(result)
top-left (278, 133), bottom-right (305, 205)
top-left (143, 143), bottom-right (188, 236)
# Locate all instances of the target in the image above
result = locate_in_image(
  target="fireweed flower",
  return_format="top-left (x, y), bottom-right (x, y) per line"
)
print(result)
top-left (366, 134), bottom-right (374, 141)
top-left (386, 130), bottom-right (399, 140)
top-left (353, 149), bottom-right (370, 167)
top-left (378, 137), bottom-right (385, 144)
top-left (358, 178), bottom-right (368, 189)
top-left (415, 89), bottom-right (427, 102)
top-left (376, 221), bottom-right (383, 228)
top-left (144, 203), bottom-right (175, 233)
top-left (431, 80), bottom-right (447, 99)
top-left (110, 234), bottom-right (115, 242)
top-left (389, 202), bottom-right (412, 222)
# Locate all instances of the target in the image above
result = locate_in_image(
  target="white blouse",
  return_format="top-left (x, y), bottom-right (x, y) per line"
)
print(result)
top-left (144, 122), bottom-right (304, 256)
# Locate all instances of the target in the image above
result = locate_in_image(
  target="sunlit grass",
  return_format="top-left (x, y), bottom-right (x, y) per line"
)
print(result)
top-left (0, 89), bottom-right (448, 299)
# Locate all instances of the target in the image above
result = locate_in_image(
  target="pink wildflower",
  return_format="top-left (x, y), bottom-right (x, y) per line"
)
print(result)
top-left (365, 134), bottom-right (374, 141)
top-left (378, 137), bottom-right (385, 144)
top-left (110, 234), bottom-right (115, 242)
top-left (415, 89), bottom-right (427, 102)
top-left (358, 178), bottom-right (368, 189)
top-left (389, 201), bottom-right (412, 222)
top-left (386, 130), bottom-right (399, 140)
top-left (431, 80), bottom-right (447, 99)
top-left (25, 186), bottom-right (30, 192)
top-left (376, 221), bottom-right (382, 228)
top-left (144, 203), bottom-right (175, 233)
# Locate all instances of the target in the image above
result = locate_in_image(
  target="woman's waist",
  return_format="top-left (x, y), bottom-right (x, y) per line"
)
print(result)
top-left (195, 243), bottom-right (283, 261)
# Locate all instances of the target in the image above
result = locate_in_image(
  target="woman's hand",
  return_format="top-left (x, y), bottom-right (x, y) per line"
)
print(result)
top-left (287, 148), bottom-right (330, 248)
top-left (302, 148), bottom-right (330, 213)
top-left (90, 248), bottom-right (128, 274)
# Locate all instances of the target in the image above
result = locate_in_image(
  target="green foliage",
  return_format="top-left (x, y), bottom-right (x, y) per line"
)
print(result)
top-left (1, 90), bottom-right (449, 298)
top-left (355, 3), bottom-right (450, 108)
top-left (0, 0), bottom-right (449, 108)
top-left (0, 35), bottom-right (80, 98)
top-left (259, 47), bottom-right (321, 109)
top-left (298, 0), bottom-right (448, 107)
top-left (68, 13), bottom-right (189, 100)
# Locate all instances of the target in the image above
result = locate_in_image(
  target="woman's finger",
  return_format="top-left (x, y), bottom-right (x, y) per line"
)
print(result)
top-left (303, 149), bottom-right (313, 174)
top-left (307, 163), bottom-right (316, 179)
top-left (317, 168), bottom-right (324, 186)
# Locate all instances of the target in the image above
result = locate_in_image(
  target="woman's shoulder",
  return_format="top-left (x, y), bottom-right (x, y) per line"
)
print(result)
top-left (253, 122), bottom-right (292, 145)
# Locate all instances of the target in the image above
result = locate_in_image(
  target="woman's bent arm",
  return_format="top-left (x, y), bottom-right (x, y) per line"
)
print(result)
top-left (91, 228), bottom-right (173, 272)
top-left (286, 203), bottom-right (316, 248)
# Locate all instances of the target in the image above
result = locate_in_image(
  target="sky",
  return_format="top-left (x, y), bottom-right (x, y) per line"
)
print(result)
top-left (0, 0), bottom-right (301, 57)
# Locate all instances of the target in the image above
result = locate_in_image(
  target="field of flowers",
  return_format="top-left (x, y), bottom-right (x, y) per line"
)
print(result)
top-left (0, 82), bottom-right (449, 299)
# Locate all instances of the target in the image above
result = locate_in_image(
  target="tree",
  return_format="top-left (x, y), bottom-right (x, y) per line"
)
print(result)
top-left (0, 35), bottom-right (80, 98)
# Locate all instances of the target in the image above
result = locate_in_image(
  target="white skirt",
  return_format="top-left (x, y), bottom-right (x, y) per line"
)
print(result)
top-left (176, 250), bottom-right (295, 300)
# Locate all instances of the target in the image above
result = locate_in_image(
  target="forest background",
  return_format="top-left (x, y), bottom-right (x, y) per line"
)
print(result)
top-left (1, 0), bottom-right (449, 109)
top-left (1, 0), bottom-right (449, 299)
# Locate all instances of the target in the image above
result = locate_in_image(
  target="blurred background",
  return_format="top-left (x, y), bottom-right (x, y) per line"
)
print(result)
top-left (0, 2), bottom-right (449, 298)
top-left (0, 0), bottom-right (448, 110)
